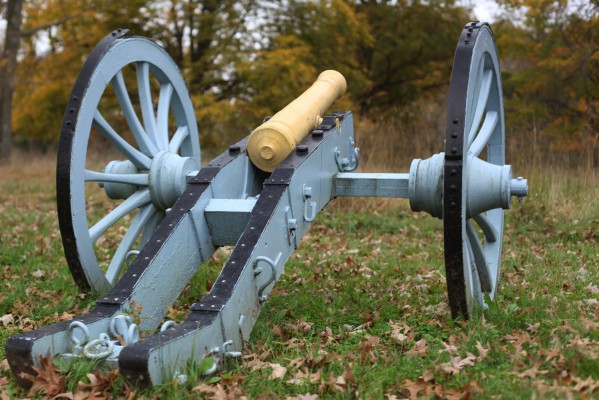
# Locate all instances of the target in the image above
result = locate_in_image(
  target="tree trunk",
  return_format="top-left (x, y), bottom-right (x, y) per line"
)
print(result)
top-left (0, 0), bottom-right (24, 163)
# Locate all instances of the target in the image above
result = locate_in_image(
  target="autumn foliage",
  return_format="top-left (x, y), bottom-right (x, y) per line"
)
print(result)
top-left (1, 0), bottom-right (595, 167)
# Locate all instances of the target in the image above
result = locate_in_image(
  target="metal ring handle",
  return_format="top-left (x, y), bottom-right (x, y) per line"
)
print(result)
top-left (83, 338), bottom-right (113, 359)
top-left (67, 321), bottom-right (90, 346)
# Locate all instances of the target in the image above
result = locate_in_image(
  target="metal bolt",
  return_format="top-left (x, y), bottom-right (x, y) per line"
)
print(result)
top-left (296, 145), bottom-right (308, 155)
top-left (228, 145), bottom-right (241, 155)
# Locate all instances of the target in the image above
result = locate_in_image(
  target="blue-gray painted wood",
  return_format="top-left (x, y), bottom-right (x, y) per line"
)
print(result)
top-left (333, 173), bottom-right (410, 198)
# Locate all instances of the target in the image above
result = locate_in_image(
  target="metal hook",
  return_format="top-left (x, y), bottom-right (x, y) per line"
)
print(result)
top-left (253, 253), bottom-right (282, 302)
top-left (334, 137), bottom-right (360, 172)
top-left (160, 320), bottom-right (176, 332)
top-left (125, 250), bottom-right (140, 267)
top-left (109, 314), bottom-right (139, 345)
top-left (67, 321), bottom-right (90, 347)
top-left (302, 185), bottom-right (317, 222)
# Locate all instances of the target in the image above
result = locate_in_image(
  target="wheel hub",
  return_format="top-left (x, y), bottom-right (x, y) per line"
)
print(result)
top-left (409, 152), bottom-right (527, 218)
top-left (148, 151), bottom-right (199, 211)
top-left (103, 160), bottom-right (138, 200)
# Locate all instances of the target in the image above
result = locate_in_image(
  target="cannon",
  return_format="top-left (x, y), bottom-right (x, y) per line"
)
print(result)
top-left (7, 21), bottom-right (528, 386)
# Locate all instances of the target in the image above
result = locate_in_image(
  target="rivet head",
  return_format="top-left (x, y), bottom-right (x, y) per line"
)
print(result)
top-left (450, 168), bottom-right (457, 176)
top-left (450, 184), bottom-right (456, 190)
top-left (451, 132), bottom-right (458, 138)
top-left (229, 145), bottom-right (241, 154)
top-left (453, 119), bottom-right (459, 124)
top-left (451, 147), bottom-right (458, 154)
top-left (450, 202), bottom-right (456, 208)
top-left (296, 145), bottom-right (309, 154)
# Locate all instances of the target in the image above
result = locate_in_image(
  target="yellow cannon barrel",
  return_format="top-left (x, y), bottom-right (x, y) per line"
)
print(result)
top-left (247, 70), bottom-right (347, 172)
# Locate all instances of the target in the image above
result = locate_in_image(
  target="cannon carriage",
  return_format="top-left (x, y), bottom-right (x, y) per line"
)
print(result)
top-left (7, 21), bottom-right (528, 386)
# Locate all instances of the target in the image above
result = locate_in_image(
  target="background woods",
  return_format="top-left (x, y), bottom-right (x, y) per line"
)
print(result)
top-left (0, 0), bottom-right (597, 165)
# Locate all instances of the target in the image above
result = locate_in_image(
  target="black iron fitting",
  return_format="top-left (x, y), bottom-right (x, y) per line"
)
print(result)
top-left (56, 28), bottom-right (129, 291)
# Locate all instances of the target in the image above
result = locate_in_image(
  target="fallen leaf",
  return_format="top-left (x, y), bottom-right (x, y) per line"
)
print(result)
top-left (19, 356), bottom-right (65, 397)
top-left (286, 369), bottom-right (322, 385)
top-left (59, 311), bottom-right (75, 321)
top-left (32, 269), bottom-right (45, 278)
top-left (1, 314), bottom-right (14, 327)
top-left (584, 284), bottom-right (599, 294)
top-left (269, 363), bottom-right (287, 380)
top-left (572, 375), bottom-right (599, 394)
top-left (286, 394), bottom-right (318, 400)
top-left (514, 364), bottom-right (549, 379)
top-left (400, 378), bottom-right (429, 399)
top-left (527, 323), bottom-right (540, 334)
top-left (437, 353), bottom-right (477, 376)
top-left (475, 341), bottom-right (489, 361)
top-left (407, 339), bottom-right (428, 356)
top-left (420, 370), bottom-right (435, 382)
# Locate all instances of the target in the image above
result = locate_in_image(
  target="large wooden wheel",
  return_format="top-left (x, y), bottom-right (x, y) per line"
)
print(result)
top-left (443, 22), bottom-right (508, 318)
top-left (57, 30), bottom-right (201, 293)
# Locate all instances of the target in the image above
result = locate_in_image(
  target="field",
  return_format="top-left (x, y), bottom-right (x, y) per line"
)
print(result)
top-left (0, 151), bottom-right (597, 399)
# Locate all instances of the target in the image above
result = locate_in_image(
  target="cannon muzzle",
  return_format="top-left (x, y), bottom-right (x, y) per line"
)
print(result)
top-left (247, 70), bottom-right (347, 172)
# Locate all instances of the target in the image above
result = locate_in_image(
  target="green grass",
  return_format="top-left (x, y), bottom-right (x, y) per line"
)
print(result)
top-left (0, 153), bottom-right (597, 399)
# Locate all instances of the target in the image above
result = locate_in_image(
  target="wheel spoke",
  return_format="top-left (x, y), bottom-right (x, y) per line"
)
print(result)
top-left (466, 221), bottom-right (492, 292)
top-left (93, 111), bottom-right (151, 170)
top-left (112, 70), bottom-right (158, 156)
top-left (139, 209), bottom-right (163, 247)
top-left (136, 62), bottom-right (159, 148)
top-left (473, 213), bottom-right (497, 243)
top-left (156, 82), bottom-right (173, 151)
top-left (469, 111), bottom-right (498, 156)
top-left (89, 189), bottom-right (151, 243)
top-left (105, 204), bottom-right (157, 285)
top-left (467, 68), bottom-right (493, 145)
top-left (85, 169), bottom-right (149, 186)
top-left (168, 126), bottom-right (189, 153)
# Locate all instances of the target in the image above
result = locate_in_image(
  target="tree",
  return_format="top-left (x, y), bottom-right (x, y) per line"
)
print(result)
top-left (494, 0), bottom-right (598, 168)
top-left (0, 0), bottom-right (23, 163)
top-left (251, 0), bottom-right (466, 117)
top-left (11, 0), bottom-right (149, 148)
